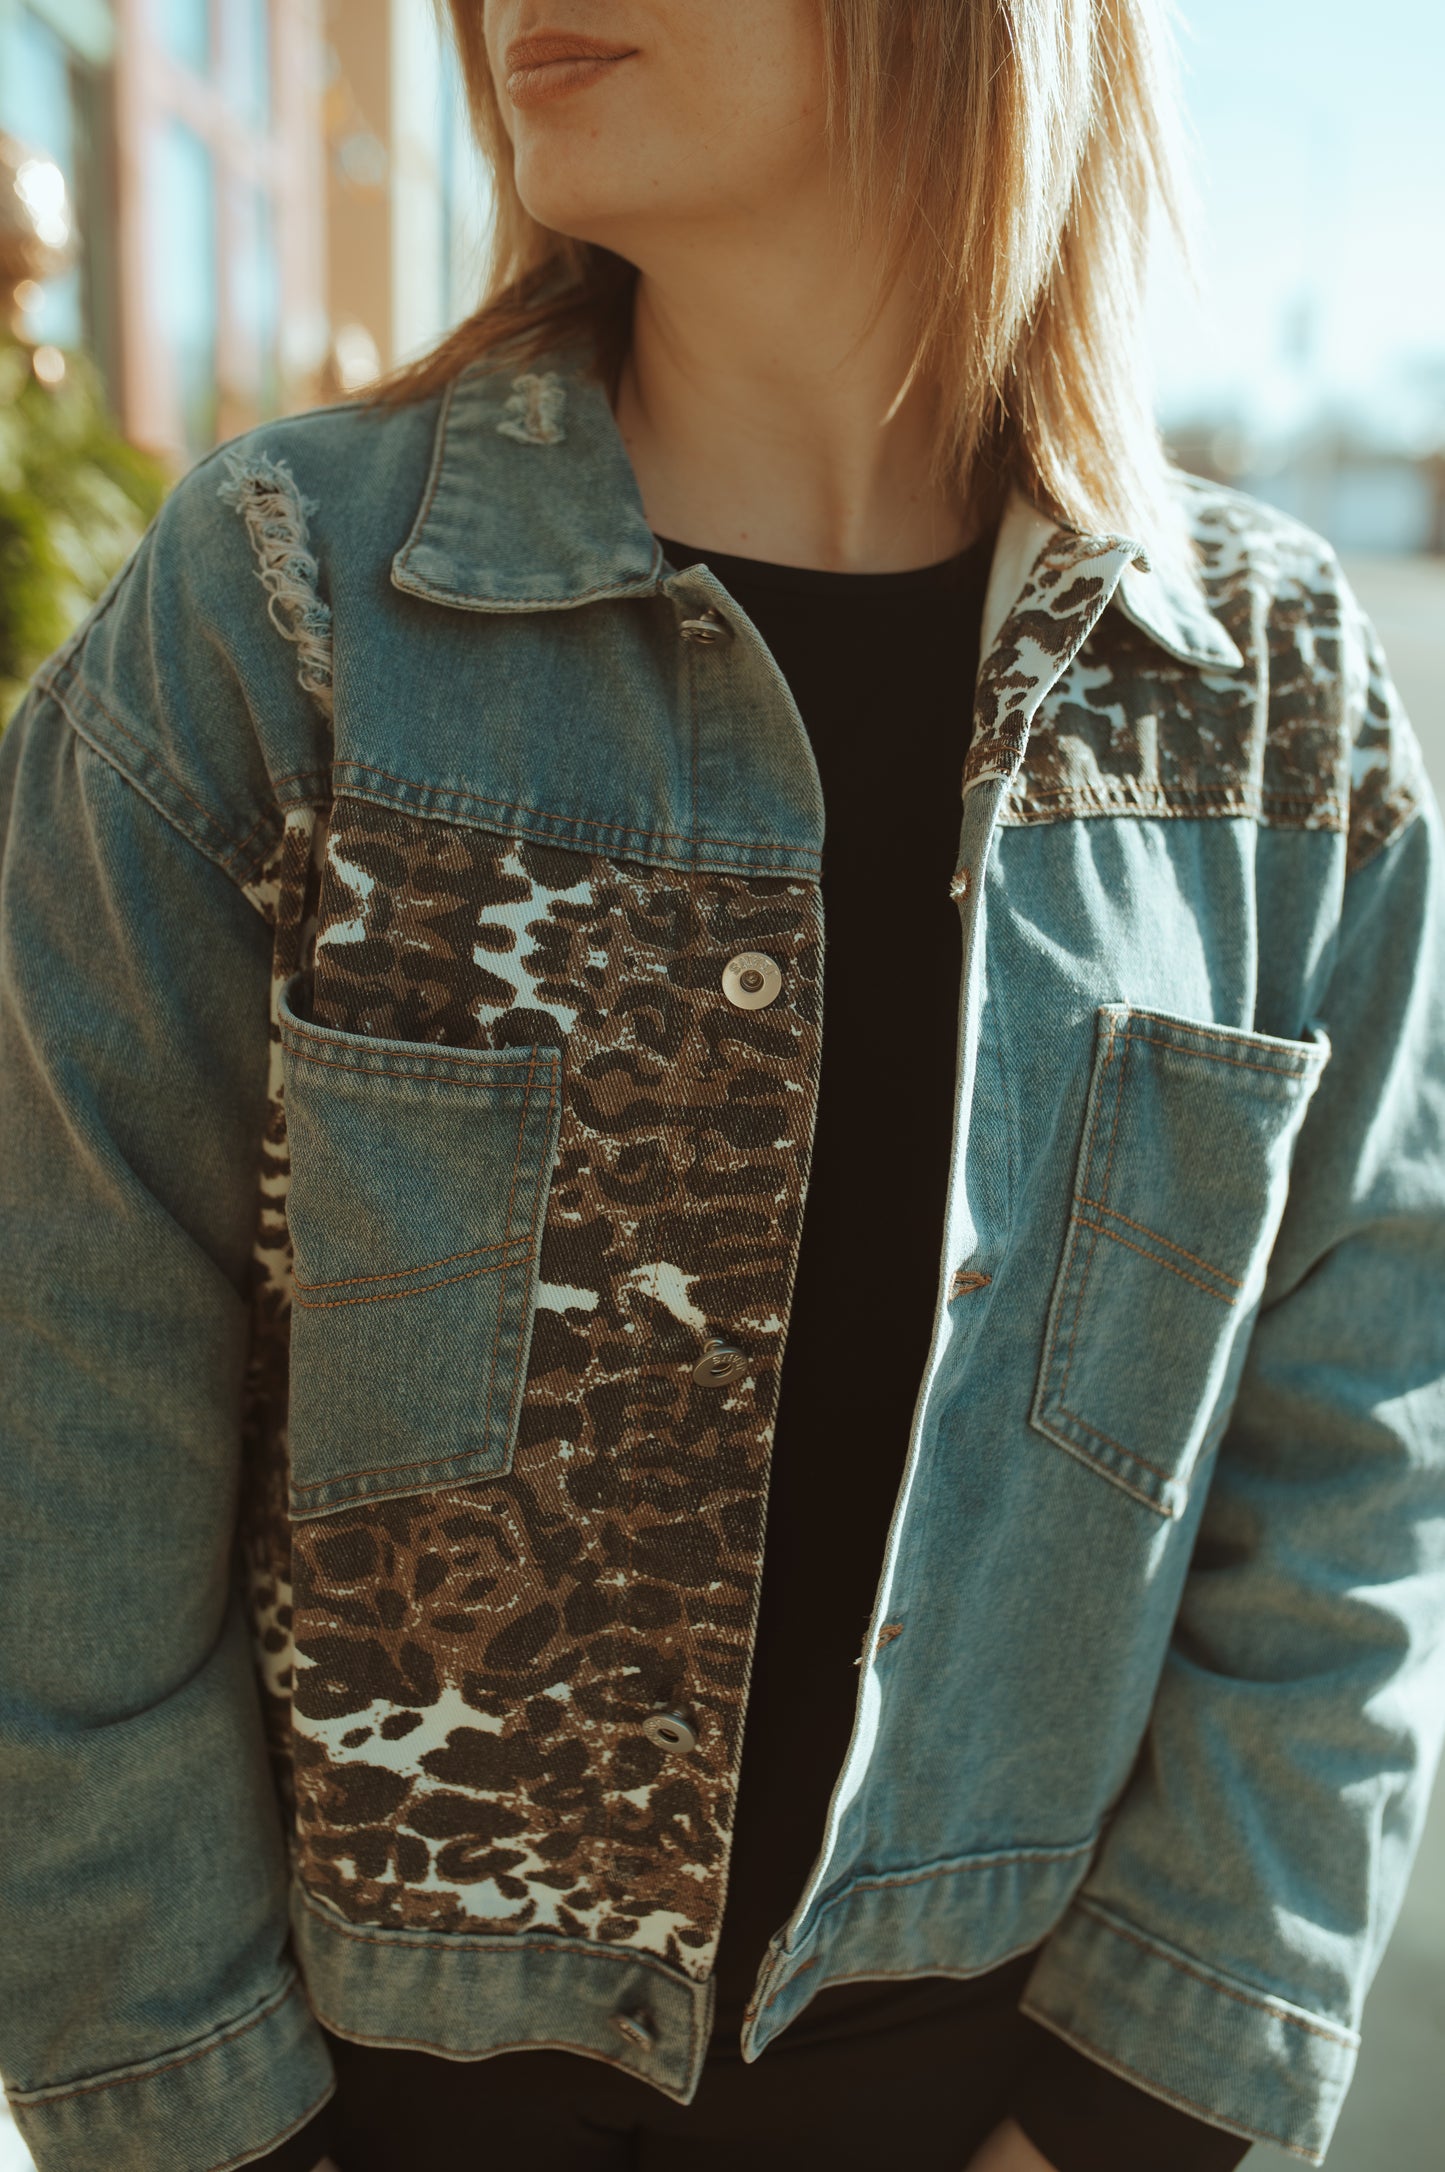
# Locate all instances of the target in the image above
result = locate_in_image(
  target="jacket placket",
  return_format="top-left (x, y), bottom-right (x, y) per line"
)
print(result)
top-left (741, 526), bottom-right (1149, 2053)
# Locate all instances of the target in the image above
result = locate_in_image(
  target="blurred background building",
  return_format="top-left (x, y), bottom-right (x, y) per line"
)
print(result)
top-left (0, 2), bottom-right (1441, 2166)
top-left (0, 0), bottom-right (487, 462)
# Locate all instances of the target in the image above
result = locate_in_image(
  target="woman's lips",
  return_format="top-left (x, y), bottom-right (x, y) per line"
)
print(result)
top-left (505, 42), bottom-right (637, 110)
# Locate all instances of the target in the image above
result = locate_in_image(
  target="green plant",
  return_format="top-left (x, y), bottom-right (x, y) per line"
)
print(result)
top-left (0, 335), bottom-right (169, 726)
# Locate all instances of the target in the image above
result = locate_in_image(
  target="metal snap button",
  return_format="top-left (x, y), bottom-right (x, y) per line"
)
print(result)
top-left (691, 1337), bottom-right (748, 1387)
top-left (679, 607), bottom-right (729, 644)
top-left (612, 2005), bottom-right (658, 2048)
top-left (721, 950), bottom-right (782, 1010)
top-left (642, 1709), bottom-right (698, 1754)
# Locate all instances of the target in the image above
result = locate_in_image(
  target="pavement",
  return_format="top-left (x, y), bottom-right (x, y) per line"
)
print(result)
top-left (2, 556), bottom-right (1443, 2172)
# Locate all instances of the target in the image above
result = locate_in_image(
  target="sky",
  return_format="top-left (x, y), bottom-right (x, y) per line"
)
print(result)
top-left (1146, 0), bottom-right (1445, 446)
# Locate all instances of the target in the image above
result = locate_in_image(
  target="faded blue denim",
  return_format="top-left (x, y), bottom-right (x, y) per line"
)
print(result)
top-left (2, 353), bottom-right (1445, 2172)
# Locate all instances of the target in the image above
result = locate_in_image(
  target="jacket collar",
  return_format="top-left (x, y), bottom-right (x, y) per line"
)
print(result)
top-left (392, 352), bottom-right (1245, 674)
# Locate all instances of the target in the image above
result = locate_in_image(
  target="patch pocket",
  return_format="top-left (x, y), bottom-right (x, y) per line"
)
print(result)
top-left (1030, 1004), bottom-right (1330, 1519)
top-left (276, 969), bottom-right (562, 1519)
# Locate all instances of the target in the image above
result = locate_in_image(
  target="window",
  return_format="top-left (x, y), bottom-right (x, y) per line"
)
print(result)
top-left (151, 119), bottom-right (217, 454)
top-left (158, 0), bottom-right (210, 75)
top-left (0, 3), bottom-right (110, 361)
top-left (114, 0), bottom-right (318, 456)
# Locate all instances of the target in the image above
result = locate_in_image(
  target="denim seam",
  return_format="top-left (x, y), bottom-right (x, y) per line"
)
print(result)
top-left (302, 2003), bottom-right (675, 2078)
top-left (208, 2081), bottom-right (338, 2172)
top-left (394, 378), bottom-right (662, 612)
top-left (271, 769), bottom-right (336, 800)
top-left (1032, 1431), bottom-right (1174, 1516)
top-left (8, 1974), bottom-right (305, 2107)
top-left (479, 1054), bottom-right (546, 1479)
top-left (1056, 1013), bottom-right (1126, 1420)
top-left (292, 1247), bottom-right (529, 1311)
top-left (294, 1230), bottom-right (524, 1293)
top-left (40, 661), bottom-right (253, 865)
top-left (1071, 1219), bottom-right (1238, 1307)
top-left (279, 1036), bottom-right (560, 1086)
top-left (1348, 791), bottom-right (1424, 877)
top-left (1004, 784), bottom-right (1346, 814)
top-left (795, 1840), bottom-right (1098, 1935)
top-left (767, 1943), bottom-right (1046, 2002)
top-left (1074, 1197), bottom-right (1243, 1285)
top-left (1043, 1402), bottom-right (1185, 1489)
top-left (294, 1894), bottom-right (705, 2075)
top-left (391, 370), bottom-right (457, 588)
top-left (498, 1055), bottom-right (564, 1479)
top-left (756, 1848), bottom-right (1098, 2016)
top-left (43, 669), bottom-right (284, 894)
top-left (1070, 1900), bottom-right (1358, 2047)
top-left (321, 766), bottom-right (824, 864)
top-left (1014, 2004), bottom-right (1322, 2164)
top-left (289, 1066), bottom-right (553, 1498)
top-left (400, 571), bottom-right (659, 610)
top-left (1116, 1008), bottom-right (1315, 1054)
top-left (1119, 1026), bottom-right (1320, 1081)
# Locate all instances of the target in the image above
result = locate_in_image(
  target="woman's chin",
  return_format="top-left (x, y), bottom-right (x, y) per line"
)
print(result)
top-left (513, 174), bottom-right (642, 255)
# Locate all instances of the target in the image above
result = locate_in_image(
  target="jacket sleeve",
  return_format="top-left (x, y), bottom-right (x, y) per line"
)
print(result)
top-left (1017, 586), bottom-right (1445, 2165)
top-left (0, 625), bottom-right (334, 2160)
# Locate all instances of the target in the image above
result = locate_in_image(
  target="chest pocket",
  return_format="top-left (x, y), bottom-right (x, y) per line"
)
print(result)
top-left (1030, 1003), bottom-right (1330, 1519)
top-left (276, 969), bottom-right (562, 1519)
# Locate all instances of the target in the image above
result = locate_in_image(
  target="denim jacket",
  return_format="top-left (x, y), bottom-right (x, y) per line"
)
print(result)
top-left (3, 351), bottom-right (1445, 2172)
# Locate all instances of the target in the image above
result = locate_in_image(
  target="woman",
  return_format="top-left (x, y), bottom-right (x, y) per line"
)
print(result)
top-left (3, 4), bottom-right (1444, 2170)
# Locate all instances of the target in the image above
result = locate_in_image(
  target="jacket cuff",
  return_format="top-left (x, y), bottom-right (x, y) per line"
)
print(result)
top-left (1019, 1901), bottom-right (1357, 2165)
top-left (8, 1975), bottom-right (335, 2172)
top-left (242, 2098), bottom-right (337, 2172)
top-left (1010, 2021), bottom-right (1251, 2171)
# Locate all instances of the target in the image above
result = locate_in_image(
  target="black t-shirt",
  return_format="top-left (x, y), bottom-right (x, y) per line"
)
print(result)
top-left (257, 527), bottom-right (1247, 2172)
top-left (659, 529), bottom-right (998, 2033)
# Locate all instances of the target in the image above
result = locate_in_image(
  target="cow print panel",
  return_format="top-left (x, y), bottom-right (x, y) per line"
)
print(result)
top-left (975, 486), bottom-right (1428, 876)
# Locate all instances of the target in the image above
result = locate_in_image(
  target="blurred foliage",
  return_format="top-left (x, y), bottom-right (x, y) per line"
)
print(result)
top-left (0, 334), bottom-right (169, 727)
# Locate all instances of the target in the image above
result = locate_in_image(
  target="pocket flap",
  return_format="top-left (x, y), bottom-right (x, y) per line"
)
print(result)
top-left (276, 970), bottom-right (562, 1518)
top-left (1031, 1004), bottom-right (1330, 1518)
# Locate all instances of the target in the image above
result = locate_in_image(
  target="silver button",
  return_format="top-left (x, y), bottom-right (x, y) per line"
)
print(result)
top-left (679, 608), bottom-right (729, 644)
top-left (721, 950), bottom-right (782, 1010)
top-left (612, 2005), bottom-right (658, 2048)
top-left (691, 1337), bottom-right (748, 1387)
top-left (642, 1709), bottom-right (698, 1754)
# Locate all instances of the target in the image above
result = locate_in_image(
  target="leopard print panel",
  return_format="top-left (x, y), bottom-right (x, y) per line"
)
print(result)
top-left (238, 802), bottom-right (333, 1818)
top-left (977, 485), bottom-right (1428, 877)
top-left (240, 795), bottom-right (823, 1976)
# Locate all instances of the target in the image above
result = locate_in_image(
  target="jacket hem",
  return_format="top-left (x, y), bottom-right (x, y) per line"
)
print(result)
top-left (1018, 1898), bottom-right (1358, 2164)
top-left (290, 1878), bottom-right (717, 2106)
top-left (7, 1973), bottom-right (335, 2172)
top-left (740, 1835), bottom-right (1097, 2057)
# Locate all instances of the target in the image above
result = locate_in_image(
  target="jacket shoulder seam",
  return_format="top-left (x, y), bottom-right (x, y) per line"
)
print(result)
top-left (38, 665), bottom-right (283, 914)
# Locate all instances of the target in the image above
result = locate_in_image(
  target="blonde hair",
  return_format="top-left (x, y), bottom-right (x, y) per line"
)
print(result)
top-left (371, 0), bottom-right (1198, 556)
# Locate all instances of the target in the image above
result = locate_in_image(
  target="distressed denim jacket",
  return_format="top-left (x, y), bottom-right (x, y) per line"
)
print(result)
top-left (3, 351), bottom-right (1445, 2172)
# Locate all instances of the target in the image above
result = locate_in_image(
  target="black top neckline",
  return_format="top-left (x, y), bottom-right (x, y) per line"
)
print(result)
top-left (652, 525), bottom-right (996, 597)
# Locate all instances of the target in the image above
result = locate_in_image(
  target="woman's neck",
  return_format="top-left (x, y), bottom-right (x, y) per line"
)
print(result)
top-left (610, 222), bottom-right (977, 576)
